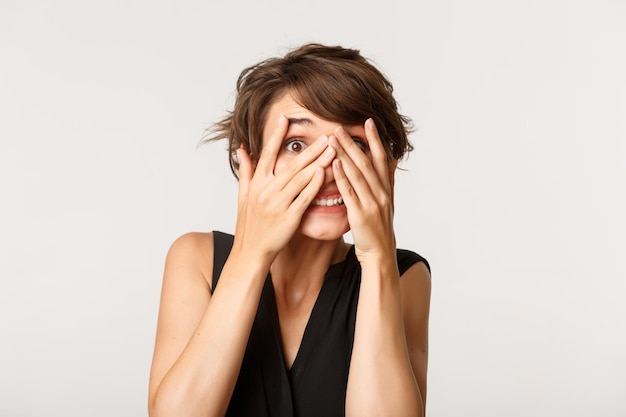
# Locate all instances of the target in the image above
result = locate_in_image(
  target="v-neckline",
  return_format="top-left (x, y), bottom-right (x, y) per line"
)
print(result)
top-left (264, 245), bottom-right (355, 384)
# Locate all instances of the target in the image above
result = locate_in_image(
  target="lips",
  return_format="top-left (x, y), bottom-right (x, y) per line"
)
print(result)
top-left (310, 189), bottom-right (345, 208)
top-left (312, 196), bottom-right (344, 207)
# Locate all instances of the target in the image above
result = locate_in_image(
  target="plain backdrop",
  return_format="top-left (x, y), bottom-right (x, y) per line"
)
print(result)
top-left (1, 0), bottom-right (625, 416)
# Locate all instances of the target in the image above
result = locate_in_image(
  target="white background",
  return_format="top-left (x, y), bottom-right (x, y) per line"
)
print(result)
top-left (1, 0), bottom-right (625, 416)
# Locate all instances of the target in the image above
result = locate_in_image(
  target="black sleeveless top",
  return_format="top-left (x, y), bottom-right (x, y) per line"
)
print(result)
top-left (211, 231), bottom-right (430, 417)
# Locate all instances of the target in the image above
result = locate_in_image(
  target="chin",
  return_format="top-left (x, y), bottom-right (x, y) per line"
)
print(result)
top-left (297, 213), bottom-right (350, 241)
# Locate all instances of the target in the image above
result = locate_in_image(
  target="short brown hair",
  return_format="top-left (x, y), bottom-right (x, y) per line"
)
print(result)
top-left (204, 43), bottom-right (414, 178)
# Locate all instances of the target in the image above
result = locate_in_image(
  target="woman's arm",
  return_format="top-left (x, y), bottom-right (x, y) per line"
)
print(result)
top-left (346, 258), bottom-right (431, 417)
top-left (148, 232), bottom-right (270, 417)
top-left (148, 115), bottom-right (334, 417)
top-left (330, 119), bottom-right (431, 416)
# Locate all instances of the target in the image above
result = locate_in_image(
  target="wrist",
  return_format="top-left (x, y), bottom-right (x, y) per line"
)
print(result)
top-left (355, 246), bottom-right (396, 268)
top-left (358, 251), bottom-right (399, 278)
top-left (225, 246), bottom-right (273, 282)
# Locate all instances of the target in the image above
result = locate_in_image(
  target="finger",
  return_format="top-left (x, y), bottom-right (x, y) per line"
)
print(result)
top-left (235, 147), bottom-right (252, 237)
top-left (329, 134), bottom-right (378, 205)
top-left (387, 160), bottom-right (397, 214)
top-left (237, 146), bottom-right (253, 204)
top-left (364, 118), bottom-right (391, 193)
top-left (273, 135), bottom-right (330, 190)
top-left (287, 166), bottom-right (325, 215)
top-left (280, 145), bottom-right (336, 198)
top-left (256, 114), bottom-right (289, 176)
top-left (331, 158), bottom-right (361, 210)
top-left (333, 126), bottom-right (384, 193)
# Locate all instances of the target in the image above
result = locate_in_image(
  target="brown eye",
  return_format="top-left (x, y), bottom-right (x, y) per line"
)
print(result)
top-left (285, 139), bottom-right (307, 154)
top-left (353, 138), bottom-right (369, 151)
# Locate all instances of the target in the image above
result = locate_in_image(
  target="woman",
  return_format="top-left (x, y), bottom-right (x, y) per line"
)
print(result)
top-left (148, 43), bottom-right (431, 417)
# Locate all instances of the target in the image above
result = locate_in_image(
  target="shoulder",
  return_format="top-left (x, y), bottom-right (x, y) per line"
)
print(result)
top-left (164, 231), bottom-right (215, 289)
top-left (395, 248), bottom-right (431, 321)
top-left (166, 231), bottom-right (214, 261)
top-left (395, 248), bottom-right (430, 277)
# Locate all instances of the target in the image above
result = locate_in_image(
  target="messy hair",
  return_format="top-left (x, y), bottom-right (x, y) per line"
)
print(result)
top-left (204, 43), bottom-right (414, 178)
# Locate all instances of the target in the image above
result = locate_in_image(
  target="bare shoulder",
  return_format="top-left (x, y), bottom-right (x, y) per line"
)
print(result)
top-left (400, 261), bottom-right (431, 285)
top-left (165, 231), bottom-right (215, 290)
top-left (399, 260), bottom-right (431, 323)
top-left (168, 231), bottom-right (214, 255)
top-left (399, 261), bottom-right (431, 332)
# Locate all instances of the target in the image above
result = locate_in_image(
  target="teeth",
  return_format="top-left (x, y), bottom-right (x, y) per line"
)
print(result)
top-left (313, 196), bottom-right (344, 207)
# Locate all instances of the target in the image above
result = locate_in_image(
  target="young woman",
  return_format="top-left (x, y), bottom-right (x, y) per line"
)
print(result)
top-left (148, 43), bottom-right (431, 417)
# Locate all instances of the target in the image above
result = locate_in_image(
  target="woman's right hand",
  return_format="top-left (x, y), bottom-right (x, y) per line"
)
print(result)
top-left (231, 115), bottom-right (335, 264)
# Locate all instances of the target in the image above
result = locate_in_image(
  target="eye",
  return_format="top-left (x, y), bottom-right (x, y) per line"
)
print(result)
top-left (284, 138), bottom-right (307, 154)
top-left (353, 137), bottom-right (369, 151)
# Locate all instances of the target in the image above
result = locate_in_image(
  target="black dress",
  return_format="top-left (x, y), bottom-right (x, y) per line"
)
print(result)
top-left (211, 231), bottom-right (430, 417)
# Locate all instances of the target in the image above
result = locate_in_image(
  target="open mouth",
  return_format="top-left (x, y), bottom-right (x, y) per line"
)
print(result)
top-left (312, 196), bottom-right (344, 207)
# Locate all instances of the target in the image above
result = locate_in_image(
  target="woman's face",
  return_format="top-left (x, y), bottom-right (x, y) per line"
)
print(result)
top-left (261, 92), bottom-right (377, 241)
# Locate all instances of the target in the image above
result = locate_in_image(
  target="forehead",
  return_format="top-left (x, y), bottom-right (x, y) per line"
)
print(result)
top-left (266, 92), bottom-right (315, 122)
top-left (263, 92), bottom-right (363, 136)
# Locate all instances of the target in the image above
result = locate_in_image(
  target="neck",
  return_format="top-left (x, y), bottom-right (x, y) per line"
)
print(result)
top-left (270, 234), bottom-right (350, 302)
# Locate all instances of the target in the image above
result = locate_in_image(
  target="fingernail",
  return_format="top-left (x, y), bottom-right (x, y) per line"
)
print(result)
top-left (278, 115), bottom-right (287, 126)
top-left (322, 147), bottom-right (335, 159)
top-left (316, 135), bottom-right (328, 146)
top-left (365, 118), bottom-right (374, 130)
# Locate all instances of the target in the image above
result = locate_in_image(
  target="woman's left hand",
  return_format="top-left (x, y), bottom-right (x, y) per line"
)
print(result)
top-left (329, 118), bottom-right (396, 264)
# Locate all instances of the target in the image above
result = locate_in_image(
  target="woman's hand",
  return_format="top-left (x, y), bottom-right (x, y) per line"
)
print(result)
top-left (330, 118), bottom-right (396, 264)
top-left (233, 115), bottom-right (336, 264)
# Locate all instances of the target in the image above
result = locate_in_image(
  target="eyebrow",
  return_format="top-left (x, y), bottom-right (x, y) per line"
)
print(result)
top-left (287, 117), bottom-right (315, 126)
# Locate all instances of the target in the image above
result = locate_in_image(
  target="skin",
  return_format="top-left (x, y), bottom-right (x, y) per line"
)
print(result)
top-left (148, 92), bottom-right (431, 417)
